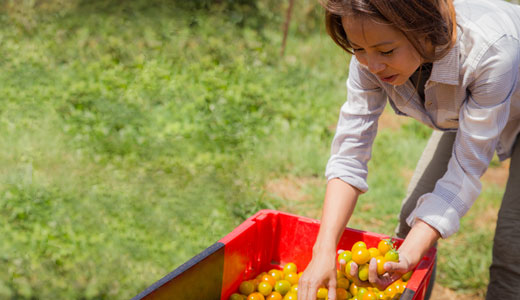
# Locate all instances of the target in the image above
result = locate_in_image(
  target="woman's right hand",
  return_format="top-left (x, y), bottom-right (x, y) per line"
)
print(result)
top-left (297, 248), bottom-right (338, 300)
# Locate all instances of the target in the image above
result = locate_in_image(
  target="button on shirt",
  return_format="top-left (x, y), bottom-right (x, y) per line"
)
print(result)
top-left (325, 0), bottom-right (520, 238)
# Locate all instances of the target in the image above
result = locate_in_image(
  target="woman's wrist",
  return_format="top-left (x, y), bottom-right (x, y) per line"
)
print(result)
top-left (312, 238), bottom-right (338, 256)
top-left (398, 219), bottom-right (440, 267)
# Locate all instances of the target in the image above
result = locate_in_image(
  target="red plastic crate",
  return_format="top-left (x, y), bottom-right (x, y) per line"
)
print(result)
top-left (133, 209), bottom-right (436, 300)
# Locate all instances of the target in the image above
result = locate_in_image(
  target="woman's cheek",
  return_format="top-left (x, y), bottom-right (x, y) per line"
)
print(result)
top-left (355, 53), bottom-right (368, 67)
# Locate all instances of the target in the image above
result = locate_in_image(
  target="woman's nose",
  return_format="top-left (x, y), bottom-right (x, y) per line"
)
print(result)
top-left (367, 58), bottom-right (385, 74)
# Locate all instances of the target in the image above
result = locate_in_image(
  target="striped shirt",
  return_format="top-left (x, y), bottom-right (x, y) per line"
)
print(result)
top-left (325, 0), bottom-right (520, 238)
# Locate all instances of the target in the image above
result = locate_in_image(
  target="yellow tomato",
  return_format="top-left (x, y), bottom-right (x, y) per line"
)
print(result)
top-left (368, 247), bottom-right (381, 259)
top-left (285, 272), bottom-right (299, 285)
top-left (377, 240), bottom-right (392, 256)
top-left (349, 282), bottom-right (359, 296)
top-left (282, 292), bottom-right (297, 300)
top-left (352, 248), bottom-right (371, 265)
top-left (268, 269), bottom-right (284, 281)
top-left (358, 264), bottom-right (369, 281)
top-left (338, 250), bottom-right (353, 263)
top-left (375, 256), bottom-right (386, 275)
top-left (274, 280), bottom-right (291, 296)
top-left (283, 262), bottom-right (297, 275)
top-left (239, 280), bottom-right (256, 295)
top-left (352, 241), bottom-right (367, 252)
top-left (316, 287), bottom-right (328, 299)
top-left (258, 282), bottom-right (273, 296)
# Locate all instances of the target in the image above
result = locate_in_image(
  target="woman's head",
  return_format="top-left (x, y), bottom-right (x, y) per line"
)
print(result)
top-left (324, 0), bottom-right (457, 85)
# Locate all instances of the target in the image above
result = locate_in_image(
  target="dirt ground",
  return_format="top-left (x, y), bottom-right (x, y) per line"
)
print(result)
top-left (430, 283), bottom-right (483, 300)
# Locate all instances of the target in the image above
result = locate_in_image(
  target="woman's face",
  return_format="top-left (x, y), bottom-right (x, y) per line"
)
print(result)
top-left (342, 16), bottom-right (430, 86)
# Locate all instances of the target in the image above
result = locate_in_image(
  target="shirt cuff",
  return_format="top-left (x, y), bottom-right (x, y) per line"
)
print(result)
top-left (326, 175), bottom-right (368, 193)
top-left (406, 192), bottom-right (460, 238)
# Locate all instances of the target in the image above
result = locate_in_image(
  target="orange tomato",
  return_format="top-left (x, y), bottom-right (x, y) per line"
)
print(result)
top-left (357, 287), bottom-right (368, 299)
top-left (267, 291), bottom-right (283, 300)
top-left (349, 283), bottom-right (359, 297)
top-left (337, 277), bottom-right (350, 289)
top-left (336, 287), bottom-right (350, 300)
top-left (247, 292), bottom-right (265, 300)
top-left (363, 291), bottom-right (377, 300)
top-left (261, 275), bottom-right (277, 287)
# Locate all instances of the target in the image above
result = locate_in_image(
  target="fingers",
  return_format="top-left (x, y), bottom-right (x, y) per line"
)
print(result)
top-left (327, 277), bottom-right (337, 300)
top-left (297, 278), bottom-right (318, 300)
top-left (348, 262), bottom-right (371, 288)
top-left (368, 257), bottom-right (378, 284)
top-left (349, 261), bottom-right (358, 277)
top-left (339, 258), bottom-right (346, 271)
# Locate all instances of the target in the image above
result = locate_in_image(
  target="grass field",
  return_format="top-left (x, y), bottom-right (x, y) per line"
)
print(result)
top-left (0, 1), bottom-right (506, 299)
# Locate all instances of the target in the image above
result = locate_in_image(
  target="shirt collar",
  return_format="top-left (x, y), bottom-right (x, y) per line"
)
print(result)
top-left (429, 40), bottom-right (460, 85)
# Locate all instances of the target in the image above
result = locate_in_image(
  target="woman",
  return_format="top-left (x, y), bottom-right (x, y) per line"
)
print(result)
top-left (297, 0), bottom-right (520, 299)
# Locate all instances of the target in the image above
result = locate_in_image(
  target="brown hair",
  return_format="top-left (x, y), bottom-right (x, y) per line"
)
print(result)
top-left (323, 0), bottom-right (457, 62)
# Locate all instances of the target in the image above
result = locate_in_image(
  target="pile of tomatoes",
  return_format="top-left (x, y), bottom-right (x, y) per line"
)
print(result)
top-left (229, 262), bottom-right (301, 300)
top-left (337, 239), bottom-right (411, 299)
top-left (229, 239), bottom-right (412, 300)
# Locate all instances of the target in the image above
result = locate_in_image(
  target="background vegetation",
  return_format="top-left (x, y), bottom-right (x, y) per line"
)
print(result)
top-left (0, 0), bottom-right (506, 299)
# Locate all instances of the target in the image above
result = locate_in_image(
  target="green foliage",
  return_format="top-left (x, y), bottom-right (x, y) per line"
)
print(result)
top-left (0, 1), bottom-right (345, 298)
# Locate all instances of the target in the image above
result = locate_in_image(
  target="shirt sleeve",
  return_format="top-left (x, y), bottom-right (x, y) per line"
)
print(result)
top-left (406, 35), bottom-right (520, 238)
top-left (325, 57), bottom-right (387, 192)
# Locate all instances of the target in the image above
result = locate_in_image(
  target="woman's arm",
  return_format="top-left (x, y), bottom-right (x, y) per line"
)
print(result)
top-left (297, 178), bottom-right (361, 300)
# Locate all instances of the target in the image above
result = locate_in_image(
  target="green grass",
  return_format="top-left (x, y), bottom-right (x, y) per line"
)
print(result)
top-left (0, 1), bottom-right (502, 299)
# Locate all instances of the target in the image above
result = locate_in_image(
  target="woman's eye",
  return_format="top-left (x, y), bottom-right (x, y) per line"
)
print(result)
top-left (352, 48), bottom-right (364, 53)
top-left (381, 49), bottom-right (394, 55)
